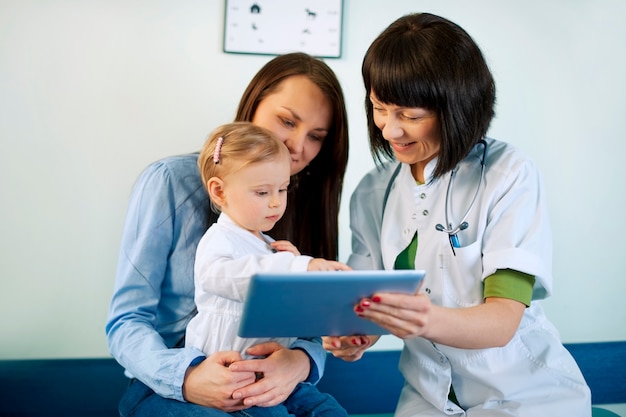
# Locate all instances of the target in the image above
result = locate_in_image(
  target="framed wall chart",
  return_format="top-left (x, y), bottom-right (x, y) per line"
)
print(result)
top-left (223, 1), bottom-right (344, 58)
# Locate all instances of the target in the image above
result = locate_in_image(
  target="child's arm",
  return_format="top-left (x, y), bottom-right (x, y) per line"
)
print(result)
top-left (271, 240), bottom-right (351, 271)
top-left (307, 258), bottom-right (352, 271)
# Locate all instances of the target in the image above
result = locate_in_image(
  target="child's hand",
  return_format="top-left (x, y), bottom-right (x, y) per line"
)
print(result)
top-left (270, 240), bottom-right (301, 256)
top-left (307, 258), bottom-right (352, 271)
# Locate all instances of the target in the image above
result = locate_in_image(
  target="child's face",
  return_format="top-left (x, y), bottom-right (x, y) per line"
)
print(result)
top-left (220, 157), bottom-right (291, 235)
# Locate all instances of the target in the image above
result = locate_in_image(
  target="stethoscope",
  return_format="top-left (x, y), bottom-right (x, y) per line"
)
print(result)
top-left (383, 139), bottom-right (488, 256)
top-left (435, 139), bottom-right (487, 254)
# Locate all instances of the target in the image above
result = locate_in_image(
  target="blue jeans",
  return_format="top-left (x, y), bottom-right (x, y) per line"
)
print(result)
top-left (119, 379), bottom-right (348, 417)
top-left (234, 383), bottom-right (349, 417)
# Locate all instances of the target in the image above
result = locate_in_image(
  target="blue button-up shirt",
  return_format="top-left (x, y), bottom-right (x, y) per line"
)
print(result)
top-left (105, 153), bottom-right (325, 401)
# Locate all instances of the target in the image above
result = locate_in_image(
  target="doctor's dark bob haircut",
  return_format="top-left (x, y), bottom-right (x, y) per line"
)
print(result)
top-left (362, 13), bottom-right (496, 179)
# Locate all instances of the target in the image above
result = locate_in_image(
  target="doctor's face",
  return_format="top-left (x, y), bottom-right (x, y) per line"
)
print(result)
top-left (370, 93), bottom-right (440, 182)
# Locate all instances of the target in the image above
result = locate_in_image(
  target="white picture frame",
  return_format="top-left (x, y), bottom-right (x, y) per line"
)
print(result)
top-left (223, 0), bottom-right (344, 58)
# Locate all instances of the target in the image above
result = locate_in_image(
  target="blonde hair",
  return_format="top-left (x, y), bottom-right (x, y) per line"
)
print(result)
top-left (198, 122), bottom-right (290, 212)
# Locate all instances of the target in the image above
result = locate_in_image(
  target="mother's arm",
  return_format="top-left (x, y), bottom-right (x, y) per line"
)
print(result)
top-left (106, 156), bottom-right (256, 407)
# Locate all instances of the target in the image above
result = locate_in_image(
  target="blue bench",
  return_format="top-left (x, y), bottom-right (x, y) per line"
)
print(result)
top-left (1, 341), bottom-right (624, 416)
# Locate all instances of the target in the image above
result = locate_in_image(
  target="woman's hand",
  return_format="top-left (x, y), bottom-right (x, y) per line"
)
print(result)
top-left (356, 293), bottom-right (434, 340)
top-left (356, 293), bottom-right (525, 349)
top-left (227, 342), bottom-right (309, 407)
top-left (322, 335), bottom-right (378, 362)
top-left (182, 351), bottom-right (256, 411)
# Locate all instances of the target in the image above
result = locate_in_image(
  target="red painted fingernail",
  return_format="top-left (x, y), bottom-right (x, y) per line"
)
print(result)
top-left (355, 306), bottom-right (364, 313)
top-left (361, 300), bottom-right (371, 307)
top-left (372, 296), bottom-right (381, 302)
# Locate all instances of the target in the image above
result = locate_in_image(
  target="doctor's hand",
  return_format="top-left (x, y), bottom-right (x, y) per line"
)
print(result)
top-left (357, 293), bottom-right (526, 349)
top-left (322, 335), bottom-right (379, 362)
top-left (227, 342), bottom-right (309, 408)
top-left (355, 292), bottom-right (434, 340)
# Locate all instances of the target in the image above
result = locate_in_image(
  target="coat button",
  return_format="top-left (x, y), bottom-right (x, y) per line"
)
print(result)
top-left (422, 210), bottom-right (429, 216)
top-left (420, 192), bottom-right (426, 199)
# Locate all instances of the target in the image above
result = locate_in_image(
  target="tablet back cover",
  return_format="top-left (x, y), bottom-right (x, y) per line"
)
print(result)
top-left (238, 270), bottom-right (424, 338)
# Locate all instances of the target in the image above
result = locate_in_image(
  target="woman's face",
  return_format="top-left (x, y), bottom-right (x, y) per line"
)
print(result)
top-left (252, 75), bottom-right (331, 175)
top-left (370, 93), bottom-right (440, 182)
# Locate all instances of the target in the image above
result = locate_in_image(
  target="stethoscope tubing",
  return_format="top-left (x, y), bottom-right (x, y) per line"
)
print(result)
top-left (436, 139), bottom-right (488, 237)
top-left (381, 139), bottom-right (488, 240)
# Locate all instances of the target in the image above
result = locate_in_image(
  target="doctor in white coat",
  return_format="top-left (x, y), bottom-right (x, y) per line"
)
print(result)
top-left (324, 13), bottom-right (591, 416)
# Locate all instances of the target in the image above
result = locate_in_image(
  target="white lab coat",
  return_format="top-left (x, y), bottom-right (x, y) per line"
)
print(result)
top-left (185, 213), bottom-right (312, 358)
top-left (348, 138), bottom-right (591, 416)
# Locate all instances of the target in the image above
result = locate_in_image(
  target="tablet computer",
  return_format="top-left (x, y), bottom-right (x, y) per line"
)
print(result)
top-left (238, 270), bottom-right (425, 338)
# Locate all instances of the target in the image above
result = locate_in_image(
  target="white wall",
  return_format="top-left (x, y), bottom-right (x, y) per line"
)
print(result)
top-left (1, 0), bottom-right (624, 375)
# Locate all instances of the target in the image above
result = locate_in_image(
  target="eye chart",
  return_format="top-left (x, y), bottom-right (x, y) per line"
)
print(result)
top-left (223, 1), bottom-right (343, 58)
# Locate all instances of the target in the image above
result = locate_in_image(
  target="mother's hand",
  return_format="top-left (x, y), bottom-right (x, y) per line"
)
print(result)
top-left (228, 342), bottom-right (309, 407)
top-left (182, 350), bottom-right (256, 411)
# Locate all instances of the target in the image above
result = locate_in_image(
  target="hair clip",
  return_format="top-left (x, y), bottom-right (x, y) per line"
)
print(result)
top-left (213, 136), bottom-right (224, 164)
